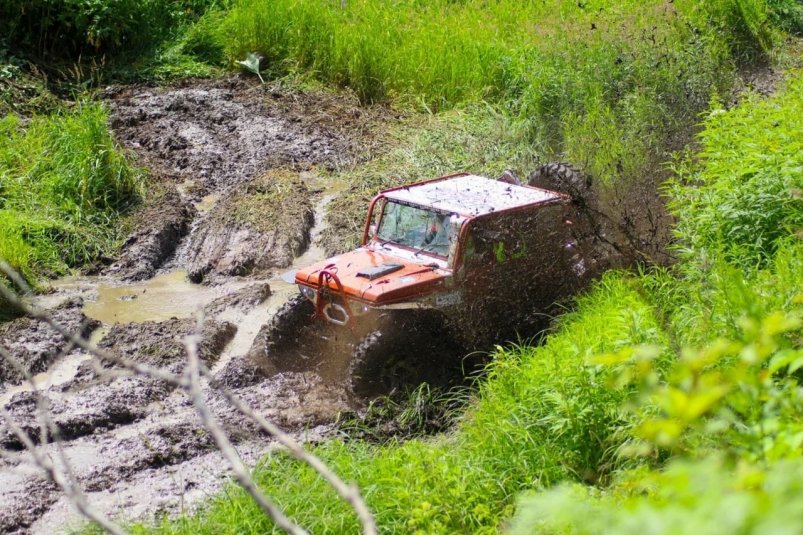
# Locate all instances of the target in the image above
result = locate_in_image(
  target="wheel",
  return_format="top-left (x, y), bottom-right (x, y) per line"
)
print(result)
top-left (250, 294), bottom-right (318, 372)
top-left (347, 311), bottom-right (463, 399)
top-left (527, 162), bottom-right (593, 205)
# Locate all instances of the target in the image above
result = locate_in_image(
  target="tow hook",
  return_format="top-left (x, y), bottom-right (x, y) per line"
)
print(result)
top-left (315, 269), bottom-right (353, 326)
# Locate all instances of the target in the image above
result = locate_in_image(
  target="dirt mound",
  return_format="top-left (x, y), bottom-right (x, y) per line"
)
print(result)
top-left (106, 186), bottom-right (195, 281)
top-left (103, 76), bottom-right (385, 280)
top-left (97, 317), bottom-right (236, 372)
top-left (0, 298), bottom-right (99, 386)
top-left (185, 172), bottom-right (314, 282)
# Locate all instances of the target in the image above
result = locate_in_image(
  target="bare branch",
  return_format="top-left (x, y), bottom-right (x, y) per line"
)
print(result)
top-left (0, 406), bottom-right (127, 535)
top-left (183, 327), bottom-right (308, 535)
top-left (1, 260), bottom-right (377, 535)
top-left (203, 367), bottom-right (377, 535)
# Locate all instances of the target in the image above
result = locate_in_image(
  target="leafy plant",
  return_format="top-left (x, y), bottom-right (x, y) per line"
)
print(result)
top-left (236, 52), bottom-right (264, 83)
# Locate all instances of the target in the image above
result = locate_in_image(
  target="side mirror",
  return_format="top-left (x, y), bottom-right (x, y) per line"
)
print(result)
top-left (369, 224), bottom-right (377, 237)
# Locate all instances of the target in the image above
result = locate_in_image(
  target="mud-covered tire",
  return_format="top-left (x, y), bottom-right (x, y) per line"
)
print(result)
top-left (527, 162), bottom-right (593, 204)
top-left (258, 294), bottom-right (317, 372)
top-left (347, 311), bottom-right (462, 399)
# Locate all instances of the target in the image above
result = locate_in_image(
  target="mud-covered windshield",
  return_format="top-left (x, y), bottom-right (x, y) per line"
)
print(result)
top-left (376, 201), bottom-right (453, 257)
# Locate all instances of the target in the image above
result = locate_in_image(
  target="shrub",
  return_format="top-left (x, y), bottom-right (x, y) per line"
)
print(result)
top-left (668, 72), bottom-right (803, 268)
top-left (0, 0), bottom-right (223, 59)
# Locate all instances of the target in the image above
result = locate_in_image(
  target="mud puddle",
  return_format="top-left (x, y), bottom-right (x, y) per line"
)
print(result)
top-left (0, 78), bottom-right (375, 534)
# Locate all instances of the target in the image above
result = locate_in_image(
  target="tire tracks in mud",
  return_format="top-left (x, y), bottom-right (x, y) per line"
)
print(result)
top-left (0, 76), bottom-right (387, 534)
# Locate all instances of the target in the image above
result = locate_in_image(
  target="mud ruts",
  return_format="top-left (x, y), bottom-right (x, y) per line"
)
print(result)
top-left (0, 77), bottom-right (381, 534)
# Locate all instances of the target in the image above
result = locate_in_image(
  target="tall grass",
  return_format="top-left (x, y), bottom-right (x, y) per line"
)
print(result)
top-left (0, 103), bottom-right (143, 284)
top-left (668, 72), bottom-right (803, 268)
top-left (211, 0), bottom-right (782, 183)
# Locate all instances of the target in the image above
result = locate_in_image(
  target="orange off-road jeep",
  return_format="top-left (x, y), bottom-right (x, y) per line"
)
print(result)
top-left (255, 168), bottom-right (600, 397)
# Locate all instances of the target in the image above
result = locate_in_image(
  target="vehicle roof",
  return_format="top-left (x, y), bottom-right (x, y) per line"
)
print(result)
top-left (381, 174), bottom-right (565, 217)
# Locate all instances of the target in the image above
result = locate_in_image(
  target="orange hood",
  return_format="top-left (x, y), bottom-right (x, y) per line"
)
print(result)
top-left (294, 247), bottom-right (449, 305)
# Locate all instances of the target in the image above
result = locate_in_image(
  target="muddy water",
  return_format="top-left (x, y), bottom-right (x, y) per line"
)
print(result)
top-left (84, 270), bottom-right (238, 324)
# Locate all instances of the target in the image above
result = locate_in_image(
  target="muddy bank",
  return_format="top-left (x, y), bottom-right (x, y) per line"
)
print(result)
top-left (106, 186), bottom-right (195, 282)
top-left (103, 77), bottom-right (387, 279)
top-left (185, 171), bottom-right (314, 282)
top-left (0, 299), bottom-right (98, 387)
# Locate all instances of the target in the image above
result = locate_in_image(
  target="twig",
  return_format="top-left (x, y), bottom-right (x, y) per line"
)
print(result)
top-left (184, 327), bottom-right (308, 535)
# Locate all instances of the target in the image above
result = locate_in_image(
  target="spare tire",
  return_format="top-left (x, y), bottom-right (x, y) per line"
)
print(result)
top-left (527, 163), bottom-right (593, 205)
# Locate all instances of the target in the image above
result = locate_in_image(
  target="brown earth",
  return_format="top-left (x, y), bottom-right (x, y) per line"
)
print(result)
top-left (103, 75), bottom-right (388, 281)
top-left (0, 77), bottom-right (386, 534)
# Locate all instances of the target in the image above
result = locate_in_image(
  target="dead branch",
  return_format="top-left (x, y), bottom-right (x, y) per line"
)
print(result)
top-left (183, 328), bottom-right (308, 535)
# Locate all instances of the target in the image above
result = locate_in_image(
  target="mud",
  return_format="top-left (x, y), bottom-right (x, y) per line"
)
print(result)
top-left (0, 309), bottom-right (351, 533)
top-left (184, 172), bottom-right (314, 282)
top-left (103, 76), bottom-right (386, 279)
top-left (0, 77), bottom-right (383, 534)
top-left (0, 299), bottom-right (99, 387)
top-left (105, 186), bottom-right (195, 282)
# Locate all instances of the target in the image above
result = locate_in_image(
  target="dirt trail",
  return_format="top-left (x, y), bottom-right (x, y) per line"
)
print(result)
top-left (0, 77), bottom-right (384, 534)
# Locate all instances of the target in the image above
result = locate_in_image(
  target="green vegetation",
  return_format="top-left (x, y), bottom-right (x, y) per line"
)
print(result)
top-left (125, 67), bottom-right (801, 533)
top-left (0, 103), bottom-right (143, 284)
top-left (205, 0), bottom-right (783, 185)
top-left (0, 0), bottom-right (223, 60)
top-left (1, 0), bottom-right (800, 531)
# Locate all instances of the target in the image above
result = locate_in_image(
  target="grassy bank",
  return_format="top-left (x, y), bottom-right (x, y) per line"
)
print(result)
top-left (0, 103), bottom-right (143, 316)
top-left (123, 67), bottom-right (802, 534)
top-left (208, 0), bottom-right (783, 185)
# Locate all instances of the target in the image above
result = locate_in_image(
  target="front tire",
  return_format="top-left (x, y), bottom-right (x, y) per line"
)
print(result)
top-left (347, 311), bottom-right (462, 399)
top-left (248, 294), bottom-right (318, 373)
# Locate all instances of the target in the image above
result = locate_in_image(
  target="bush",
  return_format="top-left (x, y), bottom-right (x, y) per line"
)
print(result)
top-left (0, 0), bottom-right (223, 59)
top-left (668, 72), bottom-right (803, 268)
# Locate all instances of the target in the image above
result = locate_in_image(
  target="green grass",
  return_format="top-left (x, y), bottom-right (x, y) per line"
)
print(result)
top-left (0, 103), bottom-right (143, 289)
top-left (201, 0), bottom-right (785, 186)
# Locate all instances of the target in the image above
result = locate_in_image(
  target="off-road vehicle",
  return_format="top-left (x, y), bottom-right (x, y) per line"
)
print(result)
top-left (252, 169), bottom-right (601, 397)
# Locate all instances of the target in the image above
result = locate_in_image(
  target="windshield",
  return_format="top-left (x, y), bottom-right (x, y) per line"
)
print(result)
top-left (376, 201), bottom-right (453, 257)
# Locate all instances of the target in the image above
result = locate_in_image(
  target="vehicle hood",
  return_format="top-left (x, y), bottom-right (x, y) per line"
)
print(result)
top-left (294, 247), bottom-right (450, 305)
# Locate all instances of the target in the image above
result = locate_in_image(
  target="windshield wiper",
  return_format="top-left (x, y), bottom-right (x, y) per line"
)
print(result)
top-left (413, 243), bottom-right (438, 257)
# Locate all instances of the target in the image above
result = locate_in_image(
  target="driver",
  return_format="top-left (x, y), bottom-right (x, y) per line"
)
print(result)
top-left (423, 213), bottom-right (449, 247)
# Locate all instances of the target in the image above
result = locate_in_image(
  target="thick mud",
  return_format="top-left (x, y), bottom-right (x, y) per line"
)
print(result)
top-left (104, 76), bottom-right (386, 281)
top-left (0, 77), bottom-right (381, 534)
